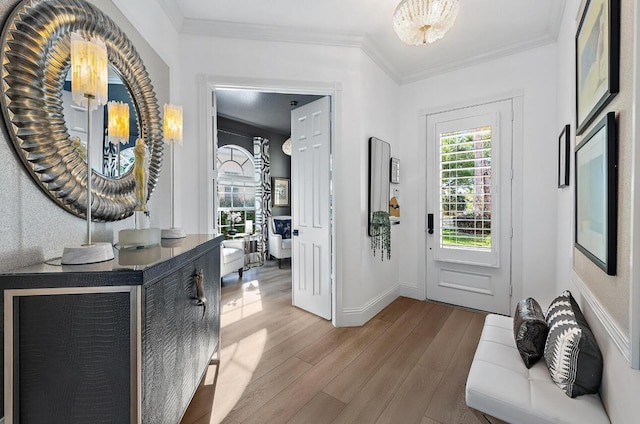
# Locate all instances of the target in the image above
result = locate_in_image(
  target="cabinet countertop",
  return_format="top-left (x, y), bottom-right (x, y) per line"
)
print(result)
top-left (0, 234), bottom-right (224, 288)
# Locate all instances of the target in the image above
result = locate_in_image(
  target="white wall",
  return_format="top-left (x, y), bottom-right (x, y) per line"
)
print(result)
top-left (111, 0), bottom-right (180, 77)
top-left (350, 51), bottom-right (400, 323)
top-left (111, 0), bottom-right (181, 229)
top-left (397, 43), bottom-right (559, 310)
top-left (175, 34), bottom-right (400, 325)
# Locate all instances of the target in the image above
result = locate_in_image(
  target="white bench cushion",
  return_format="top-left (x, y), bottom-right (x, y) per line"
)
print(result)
top-left (466, 314), bottom-right (609, 424)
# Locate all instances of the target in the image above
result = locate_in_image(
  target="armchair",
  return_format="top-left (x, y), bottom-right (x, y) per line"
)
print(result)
top-left (220, 239), bottom-right (244, 281)
top-left (268, 215), bottom-right (292, 268)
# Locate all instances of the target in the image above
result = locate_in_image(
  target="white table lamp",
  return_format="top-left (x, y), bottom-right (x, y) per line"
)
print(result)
top-left (161, 103), bottom-right (186, 239)
top-left (62, 33), bottom-right (114, 264)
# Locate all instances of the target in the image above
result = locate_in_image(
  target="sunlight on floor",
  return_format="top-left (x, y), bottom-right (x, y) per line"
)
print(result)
top-left (205, 278), bottom-right (269, 423)
top-left (221, 279), bottom-right (263, 328)
top-left (209, 328), bottom-right (267, 423)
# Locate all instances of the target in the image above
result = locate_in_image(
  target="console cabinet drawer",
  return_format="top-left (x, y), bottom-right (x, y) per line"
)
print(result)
top-left (142, 249), bottom-right (219, 424)
top-left (6, 289), bottom-right (134, 424)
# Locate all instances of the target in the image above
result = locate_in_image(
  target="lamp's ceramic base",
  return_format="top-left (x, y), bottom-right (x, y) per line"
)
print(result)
top-left (161, 227), bottom-right (186, 239)
top-left (61, 243), bottom-right (115, 265)
top-left (119, 228), bottom-right (161, 249)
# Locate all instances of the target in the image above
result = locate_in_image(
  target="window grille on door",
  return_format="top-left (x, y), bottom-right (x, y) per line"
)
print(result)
top-left (439, 126), bottom-right (492, 251)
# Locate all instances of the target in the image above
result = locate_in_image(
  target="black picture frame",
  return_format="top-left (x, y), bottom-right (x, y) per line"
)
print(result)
top-left (575, 0), bottom-right (620, 135)
top-left (558, 125), bottom-right (571, 188)
top-left (575, 112), bottom-right (617, 275)
top-left (272, 177), bottom-right (290, 207)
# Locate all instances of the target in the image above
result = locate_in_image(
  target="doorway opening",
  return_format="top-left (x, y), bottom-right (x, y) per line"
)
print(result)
top-left (201, 78), bottom-right (337, 323)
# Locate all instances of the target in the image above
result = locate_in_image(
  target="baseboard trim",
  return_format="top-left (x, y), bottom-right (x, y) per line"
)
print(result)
top-left (571, 271), bottom-right (630, 362)
top-left (399, 283), bottom-right (420, 300)
top-left (341, 286), bottom-right (399, 327)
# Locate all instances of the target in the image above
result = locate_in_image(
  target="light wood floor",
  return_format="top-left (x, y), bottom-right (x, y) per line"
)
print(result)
top-left (181, 260), bottom-right (487, 424)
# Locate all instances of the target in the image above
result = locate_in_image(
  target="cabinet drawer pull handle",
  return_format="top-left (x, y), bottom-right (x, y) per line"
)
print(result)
top-left (194, 269), bottom-right (207, 320)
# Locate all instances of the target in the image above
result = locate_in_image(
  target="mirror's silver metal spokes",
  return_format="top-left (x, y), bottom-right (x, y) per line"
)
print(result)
top-left (0, 0), bottom-right (163, 221)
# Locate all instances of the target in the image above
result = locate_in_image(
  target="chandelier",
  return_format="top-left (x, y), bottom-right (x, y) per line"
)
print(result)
top-left (393, 0), bottom-right (460, 46)
top-left (282, 137), bottom-right (292, 156)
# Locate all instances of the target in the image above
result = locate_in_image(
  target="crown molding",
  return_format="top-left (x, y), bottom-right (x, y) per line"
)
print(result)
top-left (155, 0), bottom-right (184, 32)
top-left (548, 0), bottom-right (568, 40)
top-left (400, 33), bottom-right (556, 84)
top-left (178, 15), bottom-right (558, 87)
top-left (360, 36), bottom-right (402, 85)
top-left (182, 18), bottom-right (404, 84)
top-left (182, 18), bottom-right (365, 48)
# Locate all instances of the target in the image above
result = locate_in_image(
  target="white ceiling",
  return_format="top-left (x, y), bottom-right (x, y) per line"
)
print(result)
top-left (160, 0), bottom-right (567, 84)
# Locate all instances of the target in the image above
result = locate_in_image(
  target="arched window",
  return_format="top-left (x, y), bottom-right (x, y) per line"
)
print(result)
top-left (217, 145), bottom-right (256, 235)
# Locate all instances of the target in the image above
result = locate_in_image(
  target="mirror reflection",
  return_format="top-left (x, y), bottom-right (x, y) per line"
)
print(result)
top-left (369, 136), bottom-right (391, 234)
top-left (63, 65), bottom-right (139, 178)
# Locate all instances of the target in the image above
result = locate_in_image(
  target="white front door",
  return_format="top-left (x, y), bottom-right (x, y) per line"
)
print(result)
top-left (426, 100), bottom-right (513, 315)
top-left (291, 97), bottom-right (332, 320)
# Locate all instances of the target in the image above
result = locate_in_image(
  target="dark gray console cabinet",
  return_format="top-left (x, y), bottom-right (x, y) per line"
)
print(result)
top-left (0, 234), bottom-right (223, 424)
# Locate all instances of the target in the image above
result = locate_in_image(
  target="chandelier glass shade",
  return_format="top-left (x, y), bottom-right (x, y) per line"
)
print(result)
top-left (282, 137), bottom-right (292, 156)
top-left (393, 0), bottom-right (460, 46)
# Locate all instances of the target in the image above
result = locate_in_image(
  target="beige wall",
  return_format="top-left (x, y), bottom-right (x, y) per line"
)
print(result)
top-left (574, 0), bottom-right (634, 335)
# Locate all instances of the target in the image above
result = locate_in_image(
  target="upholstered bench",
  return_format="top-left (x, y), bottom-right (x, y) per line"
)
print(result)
top-left (466, 314), bottom-right (610, 424)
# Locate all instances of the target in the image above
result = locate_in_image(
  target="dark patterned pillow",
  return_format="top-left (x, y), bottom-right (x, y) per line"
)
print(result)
top-left (513, 298), bottom-right (548, 368)
top-left (273, 219), bottom-right (291, 239)
top-left (544, 291), bottom-right (603, 398)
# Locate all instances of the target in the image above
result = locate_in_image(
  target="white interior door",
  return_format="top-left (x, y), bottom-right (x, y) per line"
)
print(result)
top-left (426, 100), bottom-right (512, 315)
top-left (291, 96), bottom-right (332, 320)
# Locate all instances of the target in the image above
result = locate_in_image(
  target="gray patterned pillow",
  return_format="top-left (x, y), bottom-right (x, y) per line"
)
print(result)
top-left (544, 291), bottom-right (603, 398)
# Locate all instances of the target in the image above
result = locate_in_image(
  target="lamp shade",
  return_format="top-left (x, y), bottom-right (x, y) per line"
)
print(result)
top-left (163, 103), bottom-right (183, 145)
top-left (107, 101), bottom-right (130, 145)
top-left (393, 0), bottom-right (460, 46)
top-left (70, 32), bottom-right (108, 109)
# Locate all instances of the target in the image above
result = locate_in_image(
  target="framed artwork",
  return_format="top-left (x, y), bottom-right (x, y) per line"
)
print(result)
top-left (272, 177), bottom-right (290, 207)
top-left (558, 124), bottom-right (571, 188)
top-left (575, 0), bottom-right (620, 135)
top-left (575, 112), bottom-right (617, 275)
